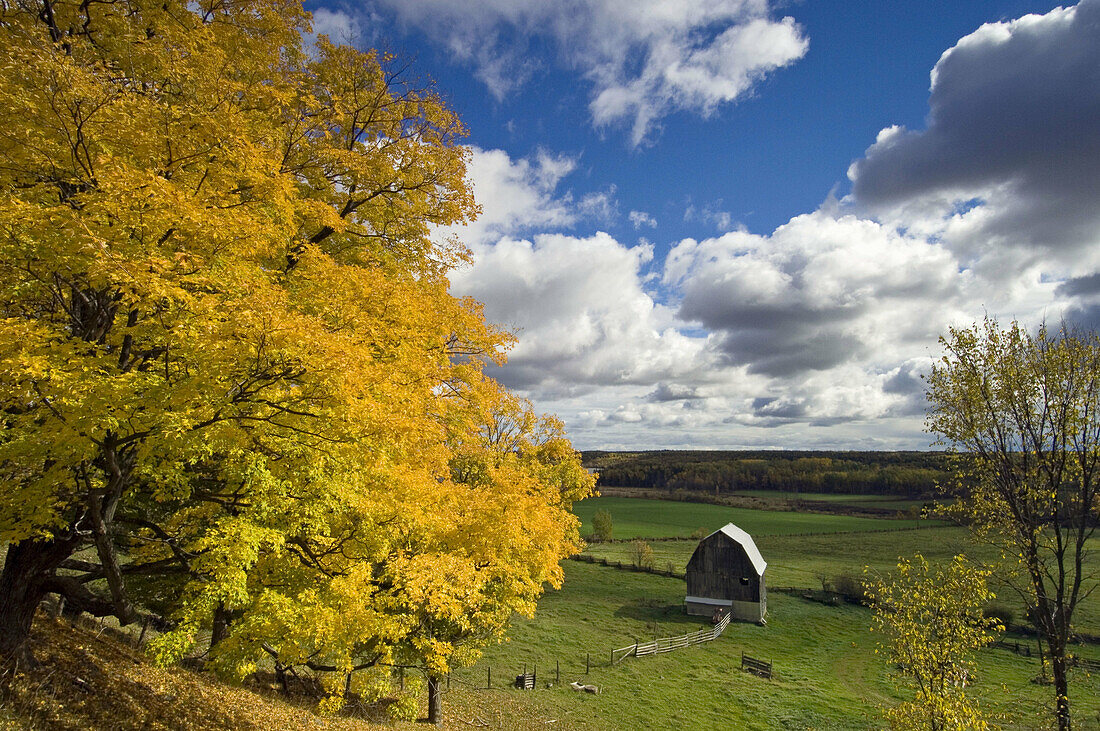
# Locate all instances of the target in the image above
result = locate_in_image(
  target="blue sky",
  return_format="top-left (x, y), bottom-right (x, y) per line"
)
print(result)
top-left (309, 0), bottom-right (1100, 450)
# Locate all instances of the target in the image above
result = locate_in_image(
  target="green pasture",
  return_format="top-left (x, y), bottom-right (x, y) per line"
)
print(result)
top-left (584, 526), bottom-right (979, 586)
top-left (452, 561), bottom-right (1100, 729)
top-left (573, 496), bottom-right (937, 540)
top-left (584, 525), bottom-right (1100, 638)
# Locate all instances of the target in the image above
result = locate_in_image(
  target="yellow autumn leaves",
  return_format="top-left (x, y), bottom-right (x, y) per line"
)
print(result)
top-left (0, 0), bottom-right (592, 714)
top-left (866, 555), bottom-right (1001, 731)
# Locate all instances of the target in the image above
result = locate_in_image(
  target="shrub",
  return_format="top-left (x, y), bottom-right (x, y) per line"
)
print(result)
top-left (631, 540), bottom-right (655, 570)
top-left (984, 602), bottom-right (1014, 632)
top-left (833, 573), bottom-right (869, 604)
top-left (689, 526), bottom-right (709, 540)
top-left (591, 509), bottom-right (613, 542)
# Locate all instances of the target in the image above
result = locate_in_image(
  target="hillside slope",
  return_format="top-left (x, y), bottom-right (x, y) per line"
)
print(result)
top-left (0, 614), bottom-right (564, 730)
top-left (0, 615), bottom-right (382, 730)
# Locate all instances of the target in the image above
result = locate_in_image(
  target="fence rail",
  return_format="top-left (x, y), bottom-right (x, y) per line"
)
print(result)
top-left (741, 652), bottom-right (772, 678)
top-left (613, 610), bottom-right (730, 664)
top-left (1071, 655), bottom-right (1100, 672)
top-left (994, 639), bottom-right (1034, 658)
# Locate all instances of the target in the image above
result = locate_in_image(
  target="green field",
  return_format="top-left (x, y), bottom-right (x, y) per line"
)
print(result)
top-left (573, 496), bottom-right (937, 540)
top-left (578, 498), bottom-right (1100, 635)
top-left (445, 497), bottom-right (1100, 728)
top-left (452, 560), bottom-right (1100, 730)
top-left (585, 526), bottom-right (981, 587)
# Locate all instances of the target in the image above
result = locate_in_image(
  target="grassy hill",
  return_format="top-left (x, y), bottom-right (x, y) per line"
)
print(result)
top-left (452, 560), bottom-right (1100, 729)
top-left (5, 498), bottom-right (1099, 729)
top-left (0, 613), bottom-right (379, 731)
top-left (578, 497), bottom-right (1100, 635)
top-left (0, 612), bottom-right (569, 730)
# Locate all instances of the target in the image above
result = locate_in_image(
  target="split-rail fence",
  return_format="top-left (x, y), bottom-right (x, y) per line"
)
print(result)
top-left (612, 610), bottom-right (730, 665)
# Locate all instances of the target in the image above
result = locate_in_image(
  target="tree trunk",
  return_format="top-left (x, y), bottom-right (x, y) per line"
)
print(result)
top-left (0, 535), bottom-right (80, 664)
top-left (427, 674), bottom-right (442, 726)
top-left (1051, 654), bottom-right (1071, 731)
top-left (210, 603), bottom-right (231, 652)
top-left (1037, 605), bottom-right (1073, 730)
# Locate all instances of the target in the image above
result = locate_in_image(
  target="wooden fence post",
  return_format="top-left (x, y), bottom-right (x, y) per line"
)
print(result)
top-left (487, 665), bottom-right (491, 689)
top-left (586, 653), bottom-right (590, 674)
top-left (556, 659), bottom-right (560, 683)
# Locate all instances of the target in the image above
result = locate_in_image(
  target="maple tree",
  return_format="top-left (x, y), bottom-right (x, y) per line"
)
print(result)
top-left (0, 0), bottom-right (593, 715)
top-left (926, 319), bottom-right (1100, 730)
top-left (865, 554), bottom-right (1001, 731)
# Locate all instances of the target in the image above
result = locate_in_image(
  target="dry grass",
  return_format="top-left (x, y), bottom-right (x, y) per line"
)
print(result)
top-left (0, 614), bottom-right (564, 731)
top-left (0, 614), bottom-right (376, 730)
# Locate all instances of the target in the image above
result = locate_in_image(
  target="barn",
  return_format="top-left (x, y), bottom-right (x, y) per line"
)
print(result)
top-left (684, 523), bottom-right (767, 623)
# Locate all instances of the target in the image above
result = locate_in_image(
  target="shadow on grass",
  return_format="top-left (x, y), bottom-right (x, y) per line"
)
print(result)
top-left (612, 598), bottom-right (701, 623)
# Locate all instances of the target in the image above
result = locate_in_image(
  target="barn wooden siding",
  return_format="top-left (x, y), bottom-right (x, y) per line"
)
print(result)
top-left (685, 528), bottom-right (766, 622)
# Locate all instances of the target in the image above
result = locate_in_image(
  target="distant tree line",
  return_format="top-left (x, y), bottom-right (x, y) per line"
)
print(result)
top-left (582, 451), bottom-right (950, 497)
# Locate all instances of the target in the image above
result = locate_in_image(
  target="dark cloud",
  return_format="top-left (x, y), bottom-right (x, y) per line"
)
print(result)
top-left (1056, 273), bottom-right (1100, 298)
top-left (752, 398), bottom-right (808, 420)
top-left (675, 262), bottom-right (870, 378)
top-left (713, 328), bottom-right (866, 377)
top-left (678, 297), bottom-right (862, 332)
top-left (1055, 274), bottom-right (1100, 333)
top-left (1061, 304), bottom-right (1100, 333)
top-left (732, 397), bottom-right (862, 429)
top-left (809, 416), bottom-right (854, 428)
top-left (851, 0), bottom-right (1100, 254)
top-left (647, 382), bottom-right (703, 402)
top-left (882, 361), bottom-right (930, 417)
top-left (883, 362), bottom-right (923, 397)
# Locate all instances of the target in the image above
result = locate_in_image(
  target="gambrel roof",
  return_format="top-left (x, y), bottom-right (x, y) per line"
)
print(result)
top-left (706, 522), bottom-right (766, 575)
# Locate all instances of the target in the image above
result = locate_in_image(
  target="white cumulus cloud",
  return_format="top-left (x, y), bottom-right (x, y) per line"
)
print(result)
top-left (452, 232), bottom-right (710, 398)
top-left (629, 210), bottom-right (658, 229)
top-left (849, 0), bottom-right (1100, 276)
top-left (361, 0), bottom-right (808, 145)
top-left (442, 1), bottom-right (1100, 448)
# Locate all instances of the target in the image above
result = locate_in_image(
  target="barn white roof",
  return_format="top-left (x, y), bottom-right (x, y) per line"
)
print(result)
top-left (710, 523), bottom-right (766, 575)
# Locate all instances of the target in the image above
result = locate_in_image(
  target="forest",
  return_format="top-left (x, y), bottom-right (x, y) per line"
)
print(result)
top-left (583, 450), bottom-right (951, 496)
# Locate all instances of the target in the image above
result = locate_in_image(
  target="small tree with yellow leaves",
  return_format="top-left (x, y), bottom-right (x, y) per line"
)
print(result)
top-left (630, 540), bottom-right (655, 570)
top-left (927, 319), bottom-right (1100, 730)
top-left (865, 554), bottom-right (1001, 731)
